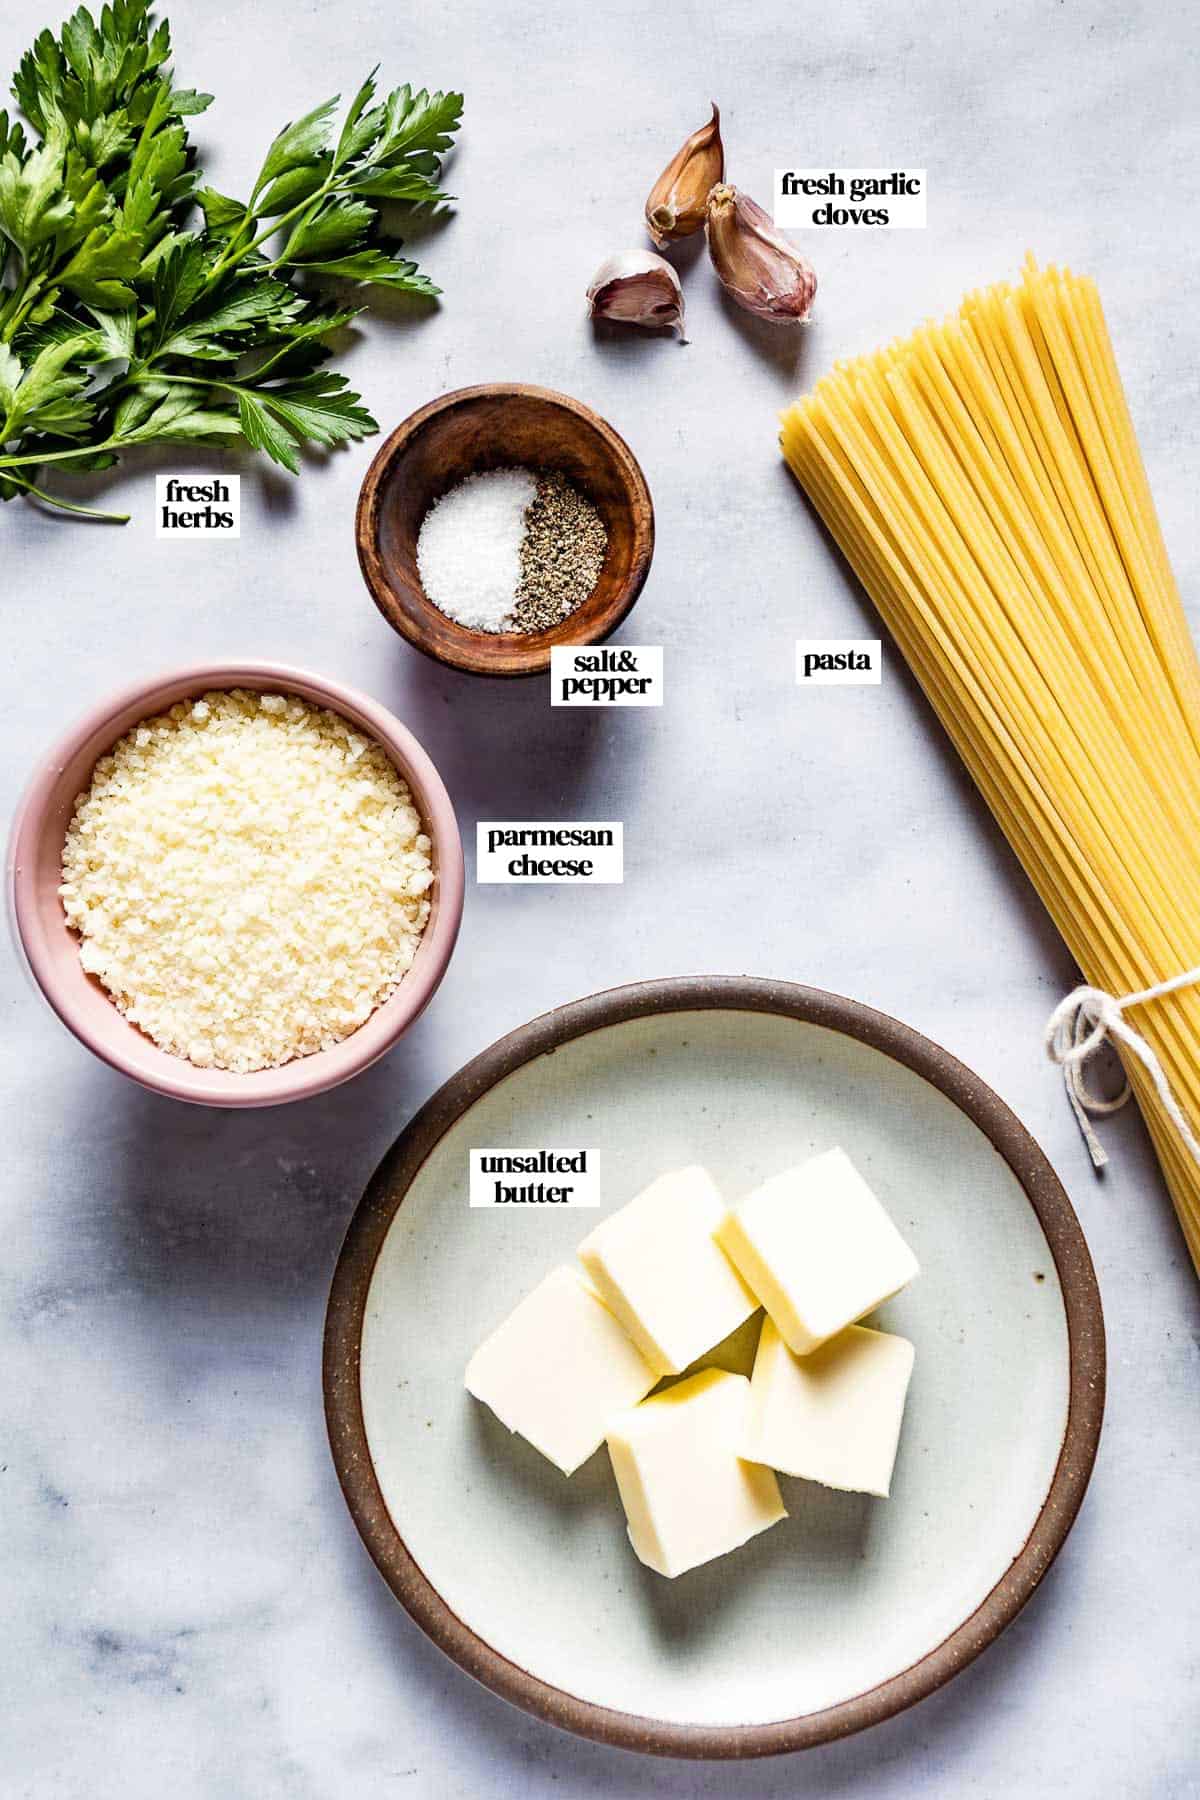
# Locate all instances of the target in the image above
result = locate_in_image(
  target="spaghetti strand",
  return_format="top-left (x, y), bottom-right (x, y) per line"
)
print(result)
top-left (782, 257), bottom-right (1200, 1274)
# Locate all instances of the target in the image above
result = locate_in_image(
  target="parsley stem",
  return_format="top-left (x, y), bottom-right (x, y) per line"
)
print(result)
top-left (7, 470), bottom-right (129, 522)
top-left (122, 368), bottom-right (251, 403)
top-left (0, 265), bottom-right (49, 342)
top-left (206, 168), bottom-right (348, 284)
top-left (0, 437), bottom-right (123, 469)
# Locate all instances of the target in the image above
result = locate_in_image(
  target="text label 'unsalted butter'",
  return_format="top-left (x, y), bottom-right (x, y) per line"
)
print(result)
top-left (550, 646), bottom-right (663, 707)
top-left (476, 822), bottom-right (624, 883)
top-left (469, 1149), bottom-right (601, 1207)
top-left (796, 639), bottom-right (882, 686)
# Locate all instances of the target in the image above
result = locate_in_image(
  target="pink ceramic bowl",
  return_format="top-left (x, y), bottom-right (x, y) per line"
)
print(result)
top-left (8, 662), bottom-right (465, 1107)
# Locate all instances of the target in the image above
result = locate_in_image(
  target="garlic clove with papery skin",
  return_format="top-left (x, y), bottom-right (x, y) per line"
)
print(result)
top-left (587, 250), bottom-right (686, 338)
top-left (645, 103), bottom-right (724, 247)
top-left (705, 184), bottom-right (817, 325)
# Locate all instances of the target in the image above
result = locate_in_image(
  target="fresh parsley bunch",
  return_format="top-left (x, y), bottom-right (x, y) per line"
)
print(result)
top-left (0, 0), bottom-right (461, 519)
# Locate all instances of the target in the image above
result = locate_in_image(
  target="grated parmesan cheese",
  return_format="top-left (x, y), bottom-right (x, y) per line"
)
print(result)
top-left (59, 689), bottom-right (434, 1073)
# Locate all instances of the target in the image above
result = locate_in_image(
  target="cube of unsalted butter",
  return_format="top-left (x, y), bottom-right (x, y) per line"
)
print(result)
top-left (464, 1266), bottom-right (657, 1475)
top-left (606, 1369), bottom-right (786, 1578)
top-left (717, 1148), bottom-right (918, 1355)
top-left (745, 1318), bottom-right (915, 1497)
top-left (577, 1167), bottom-right (757, 1377)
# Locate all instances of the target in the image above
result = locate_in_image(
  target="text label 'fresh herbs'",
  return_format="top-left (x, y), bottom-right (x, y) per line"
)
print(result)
top-left (155, 473), bottom-right (239, 537)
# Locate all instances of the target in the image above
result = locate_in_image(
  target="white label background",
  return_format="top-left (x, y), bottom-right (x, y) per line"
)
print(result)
top-left (773, 168), bottom-right (926, 229)
top-left (796, 639), bottom-right (882, 685)
top-left (155, 473), bottom-right (241, 539)
top-left (469, 1149), bottom-right (601, 1208)
top-left (476, 822), bottom-right (624, 883)
top-left (550, 647), bottom-right (664, 707)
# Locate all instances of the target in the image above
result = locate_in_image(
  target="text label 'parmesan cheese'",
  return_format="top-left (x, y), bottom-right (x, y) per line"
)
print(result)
top-left (476, 822), bottom-right (624, 883)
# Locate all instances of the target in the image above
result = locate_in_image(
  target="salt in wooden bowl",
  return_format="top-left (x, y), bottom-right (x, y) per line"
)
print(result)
top-left (355, 383), bottom-right (655, 678)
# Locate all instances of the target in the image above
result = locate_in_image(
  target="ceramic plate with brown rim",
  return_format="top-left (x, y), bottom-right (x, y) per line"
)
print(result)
top-left (324, 977), bottom-right (1104, 1759)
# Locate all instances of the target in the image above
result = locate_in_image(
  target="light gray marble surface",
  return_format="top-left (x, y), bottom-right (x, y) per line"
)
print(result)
top-left (4, 1), bottom-right (1200, 1794)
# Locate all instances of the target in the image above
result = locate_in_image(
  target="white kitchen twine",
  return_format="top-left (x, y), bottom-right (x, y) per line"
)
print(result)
top-left (1045, 967), bottom-right (1200, 1170)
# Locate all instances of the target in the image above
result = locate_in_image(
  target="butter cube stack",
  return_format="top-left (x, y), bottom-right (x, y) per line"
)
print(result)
top-left (723, 1148), bottom-right (918, 1501)
top-left (464, 1149), bottom-right (920, 1580)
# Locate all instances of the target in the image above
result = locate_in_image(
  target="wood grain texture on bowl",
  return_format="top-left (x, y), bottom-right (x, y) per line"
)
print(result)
top-left (323, 975), bottom-right (1106, 1759)
top-left (355, 384), bottom-right (654, 677)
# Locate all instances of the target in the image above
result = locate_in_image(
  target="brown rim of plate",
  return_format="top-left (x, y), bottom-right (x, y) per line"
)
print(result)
top-left (323, 975), bottom-right (1105, 1761)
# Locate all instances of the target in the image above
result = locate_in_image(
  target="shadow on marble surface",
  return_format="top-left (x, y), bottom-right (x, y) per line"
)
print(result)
top-left (589, 316), bottom-right (687, 354)
top-left (54, 1016), bottom-right (450, 1316)
top-left (715, 287), bottom-right (815, 388)
top-left (666, 232), bottom-right (709, 281)
top-left (366, 652), bottom-right (627, 850)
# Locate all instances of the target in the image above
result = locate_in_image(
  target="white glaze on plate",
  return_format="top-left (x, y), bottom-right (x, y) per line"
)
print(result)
top-left (360, 1008), bottom-right (1068, 1729)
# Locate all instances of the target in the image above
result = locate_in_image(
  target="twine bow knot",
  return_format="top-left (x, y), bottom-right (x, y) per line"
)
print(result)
top-left (1045, 970), bottom-right (1200, 1170)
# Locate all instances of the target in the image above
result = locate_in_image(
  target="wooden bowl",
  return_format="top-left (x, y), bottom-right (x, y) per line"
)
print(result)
top-left (355, 384), bottom-right (654, 677)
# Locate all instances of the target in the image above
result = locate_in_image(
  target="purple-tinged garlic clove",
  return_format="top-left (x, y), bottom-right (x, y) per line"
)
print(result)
top-left (587, 250), bottom-right (686, 337)
top-left (705, 184), bottom-right (816, 324)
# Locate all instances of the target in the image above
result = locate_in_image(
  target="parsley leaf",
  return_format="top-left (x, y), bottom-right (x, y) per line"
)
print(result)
top-left (375, 86), bottom-right (463, 162)
top-left (281, 198), bottom-right (374, 262)
top-left (58, 222), bottom-right (141, 307)
top-left (246, 369), bottom-right (376, 446)
top-left (285, 247), bottom-right (441, 294)
top-left (196, 187), bottom-right (248, 240)
top-left (0, 333), bottom-right (96, 442)
top-left (252, 96), bottom-right (340, 200)
top-left (236, 370), bottom-right (376, 474)
top-left (115, 386), bottom-right (241, 445)
top-left (0, 1), bottom-right (462, 518)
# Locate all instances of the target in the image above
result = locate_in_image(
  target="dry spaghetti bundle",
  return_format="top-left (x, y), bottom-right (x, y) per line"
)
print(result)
top-left (781, 255), bottom-right (1200, 1272)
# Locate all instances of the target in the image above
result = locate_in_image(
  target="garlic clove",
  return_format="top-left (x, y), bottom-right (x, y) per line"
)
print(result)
top-left (645, 103), bottom-right (724, 248)
top-left (705, 184), bottom-right (817, 325)
top-left (587, 250), bottom-right (686, 337)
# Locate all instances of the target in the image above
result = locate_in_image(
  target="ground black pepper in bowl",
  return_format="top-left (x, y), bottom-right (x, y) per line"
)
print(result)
top-left (512, 472), bottom-right (608, 633)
